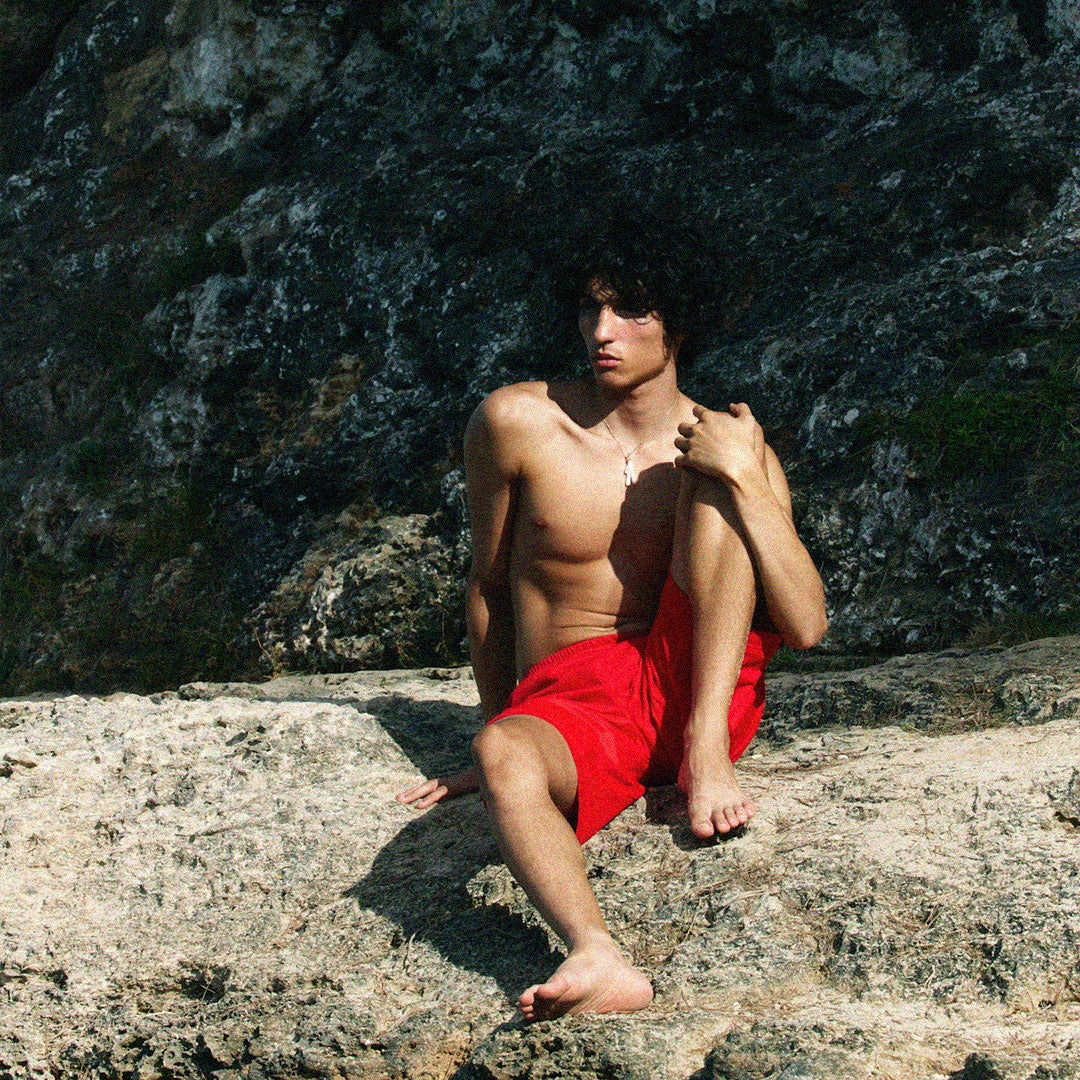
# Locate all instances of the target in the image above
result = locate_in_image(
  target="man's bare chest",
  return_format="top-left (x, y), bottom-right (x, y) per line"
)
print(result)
top-left (513, 440), bottom-right (682, 570)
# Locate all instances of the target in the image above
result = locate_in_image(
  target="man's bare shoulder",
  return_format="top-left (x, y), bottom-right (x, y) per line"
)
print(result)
top-left (467, 381), bottom-right (581, 443)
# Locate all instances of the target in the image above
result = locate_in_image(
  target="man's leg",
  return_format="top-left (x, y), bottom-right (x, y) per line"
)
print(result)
top-left (669, 469), bottom-right (758, 837)
top-left (471, 715), bottom-right (654, 1019)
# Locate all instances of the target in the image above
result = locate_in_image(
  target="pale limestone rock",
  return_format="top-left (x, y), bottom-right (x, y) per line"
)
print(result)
top-left (1, 641), bottom-right (1078, 1078)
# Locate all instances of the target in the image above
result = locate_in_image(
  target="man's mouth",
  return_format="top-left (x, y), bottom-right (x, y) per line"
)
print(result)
top-left (595, 353), bottom-right (620, 368)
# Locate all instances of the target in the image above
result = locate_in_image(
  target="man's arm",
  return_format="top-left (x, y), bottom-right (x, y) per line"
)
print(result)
top-left (463, 390), bottom-right (522, 719)
top-left (675, 403), bottom-right (827, 649)
top-left (397, 388), bottom-right (523, 809)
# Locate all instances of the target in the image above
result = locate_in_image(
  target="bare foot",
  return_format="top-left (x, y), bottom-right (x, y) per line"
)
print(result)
top-left (518, 938), bottom-right (653, 1021)
top-left (681, 758), bottom-right (755, 839)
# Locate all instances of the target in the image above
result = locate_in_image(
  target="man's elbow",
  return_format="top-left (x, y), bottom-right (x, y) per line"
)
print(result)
top-left (467, 570), bottom-right (511, 612)
top-left (784, 612), bottom-right (828, 650)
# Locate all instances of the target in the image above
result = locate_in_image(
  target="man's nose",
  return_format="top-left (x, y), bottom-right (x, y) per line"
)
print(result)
top-left (592, 304), bottom-right (617, 340)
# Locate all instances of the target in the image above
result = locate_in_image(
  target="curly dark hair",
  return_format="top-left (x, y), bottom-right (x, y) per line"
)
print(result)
top-left (554, 200), bottom-right (711, 367)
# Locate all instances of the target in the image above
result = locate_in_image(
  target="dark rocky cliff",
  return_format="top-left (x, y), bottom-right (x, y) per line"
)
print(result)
top-left (2, 0), bottom-right (1079, 692)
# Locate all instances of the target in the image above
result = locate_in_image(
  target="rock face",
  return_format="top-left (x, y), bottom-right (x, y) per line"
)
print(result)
top-left (2, 638), bottom-right (1079, 1079)
top-left (247, 511), bottom-right (470, 675)
top-left (3, 0), bottom-right (1080, 691)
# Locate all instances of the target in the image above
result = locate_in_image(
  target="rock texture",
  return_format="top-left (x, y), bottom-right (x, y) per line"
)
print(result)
top-left (3, 0), bottom-right (1080, 692)
top-left (2, 638), bottom-right (1079, 1079)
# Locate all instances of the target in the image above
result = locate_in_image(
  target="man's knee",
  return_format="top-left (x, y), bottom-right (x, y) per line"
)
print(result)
top-left (471, 720), bottom-right (545, 797)
top-left (471, 716), bottom-right (577, 812)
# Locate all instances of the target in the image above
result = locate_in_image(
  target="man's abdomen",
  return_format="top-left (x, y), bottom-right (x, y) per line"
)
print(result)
top-left (511, 561), bottom-right (664, 679)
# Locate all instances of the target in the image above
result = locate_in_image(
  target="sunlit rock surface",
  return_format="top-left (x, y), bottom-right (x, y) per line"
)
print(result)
top-left (2, 639), bottom-right (1079, 1078)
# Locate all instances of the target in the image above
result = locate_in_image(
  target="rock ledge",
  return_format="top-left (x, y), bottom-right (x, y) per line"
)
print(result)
top-left (1, 639), bottom-right (1078, 1079)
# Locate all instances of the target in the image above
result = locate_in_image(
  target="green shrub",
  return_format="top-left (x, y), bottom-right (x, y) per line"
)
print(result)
top-left (900, 354), bottom-right (1079, 480)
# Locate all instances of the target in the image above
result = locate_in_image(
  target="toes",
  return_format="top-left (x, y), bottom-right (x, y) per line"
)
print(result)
top-left (535, 974), bottom-right (570, 1002)
top-left (691, 816), bottom-right (715, 838)
top-left (522, 974), bottom-right (572, 1020)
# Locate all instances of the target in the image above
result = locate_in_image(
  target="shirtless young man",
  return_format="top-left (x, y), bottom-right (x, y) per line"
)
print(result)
top-left (397, 232), bottom-right (827, 1021)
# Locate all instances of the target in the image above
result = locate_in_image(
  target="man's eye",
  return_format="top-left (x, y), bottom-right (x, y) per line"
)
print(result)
top-left (578, 299), bottom-right (651, 322)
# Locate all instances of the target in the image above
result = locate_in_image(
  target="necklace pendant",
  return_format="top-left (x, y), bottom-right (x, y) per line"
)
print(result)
top-left (623, 459), bottom-right (636, 486)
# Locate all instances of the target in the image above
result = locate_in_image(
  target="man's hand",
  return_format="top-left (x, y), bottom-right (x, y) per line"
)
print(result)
top-left (677, 753), bottom-right (756, 838)
top-left (673, 403), bottom-right (767, 486)
top-left (396, 767), bottom-right (480, 809)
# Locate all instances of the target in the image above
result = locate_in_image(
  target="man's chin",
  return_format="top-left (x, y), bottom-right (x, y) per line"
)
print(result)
top-left (590, 366), bottom-right (655, 394)
top-left (590, 364), bottom-right (631, 385)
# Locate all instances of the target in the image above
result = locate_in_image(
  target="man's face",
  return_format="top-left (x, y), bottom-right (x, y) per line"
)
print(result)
top-left (577, 281), bottom-right (677, 390)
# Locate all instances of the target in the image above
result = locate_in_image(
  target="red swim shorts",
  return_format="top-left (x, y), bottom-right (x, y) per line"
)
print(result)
top-left (488, 575), bottom-right (782, 843)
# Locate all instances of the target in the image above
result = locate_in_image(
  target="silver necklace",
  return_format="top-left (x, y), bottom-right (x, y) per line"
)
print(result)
top-left (601, 400), bottom-right (679, 486)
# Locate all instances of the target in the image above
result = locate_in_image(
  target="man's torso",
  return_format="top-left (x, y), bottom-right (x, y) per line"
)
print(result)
top-left (504, 380), bottom-right (698, 678)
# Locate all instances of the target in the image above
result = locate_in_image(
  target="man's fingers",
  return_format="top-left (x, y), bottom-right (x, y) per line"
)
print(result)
top-left (396, 778), bottom-right (436, 803)
top-left (729, 401), bottom-right (754, 420)
top-left (415, 784), bottom-right (448, 808)
top-left (676, 421), bottom-right (696, 436)
top-left (692, 404), bottom-right (708, 419)
top-left (397, 778), bottom-right (443, 805)
top-left (399, 768), bottom-right (479, 807)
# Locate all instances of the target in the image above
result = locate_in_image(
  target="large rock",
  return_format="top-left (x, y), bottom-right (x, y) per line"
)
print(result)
top-left (3, 0), bottom-right (1080, 691)
top-left (247, 510), bottom-right (470, 674)
top-left (762, 633), bottom-right (1080, 739)
top-left (2, 638), bottom-right (1079, 1078)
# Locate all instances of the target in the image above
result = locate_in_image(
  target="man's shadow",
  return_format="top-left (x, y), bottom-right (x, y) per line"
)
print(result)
top-left (343, 694), bottom-right (564, 1000)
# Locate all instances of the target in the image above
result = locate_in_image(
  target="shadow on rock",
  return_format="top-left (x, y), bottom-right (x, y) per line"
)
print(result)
top-left (350, 691), bottom-right (480, 778)
top-left (345, 793), bottom-right (564, 1003)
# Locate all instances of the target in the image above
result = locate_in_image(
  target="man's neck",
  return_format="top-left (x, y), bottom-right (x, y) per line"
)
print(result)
top-left (589, 364), bottom-right (682, 439)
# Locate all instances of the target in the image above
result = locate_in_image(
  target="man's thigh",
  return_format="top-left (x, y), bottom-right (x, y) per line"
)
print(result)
top-left (485, 633), bottom-right (657, 842)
